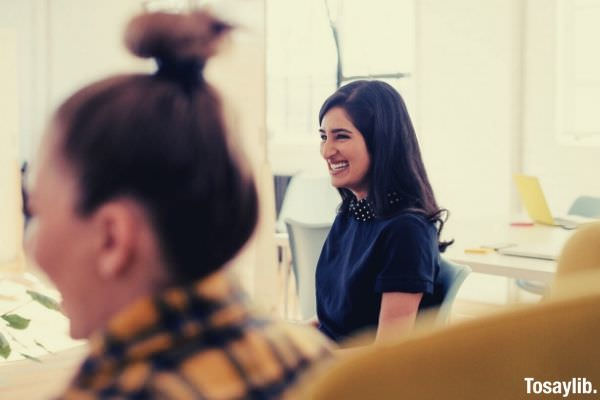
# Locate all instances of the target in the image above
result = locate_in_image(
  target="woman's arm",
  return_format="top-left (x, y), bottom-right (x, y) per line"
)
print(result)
top-left (334, 292), bottom-right (422, 356)
top-left (376, 292), bottom-right (423, 342)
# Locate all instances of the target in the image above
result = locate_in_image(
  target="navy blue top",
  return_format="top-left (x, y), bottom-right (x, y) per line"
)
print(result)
top-left (316, 211), bottom-right (442, 342)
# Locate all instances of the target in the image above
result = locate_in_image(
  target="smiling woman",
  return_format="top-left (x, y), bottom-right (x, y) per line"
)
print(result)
top-left (314, 80), bottom-right (452, 344)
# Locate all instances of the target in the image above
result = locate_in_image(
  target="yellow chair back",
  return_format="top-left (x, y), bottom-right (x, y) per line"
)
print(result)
top-left (299, 271), bottom-right (600, 400)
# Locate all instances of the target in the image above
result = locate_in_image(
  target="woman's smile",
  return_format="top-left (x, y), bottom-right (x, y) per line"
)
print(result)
top-left (328, 160), bottom-right (350, 175)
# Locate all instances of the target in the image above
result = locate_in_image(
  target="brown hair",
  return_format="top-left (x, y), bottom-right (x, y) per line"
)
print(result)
top-left (53, 11), bottom-right (258, 282)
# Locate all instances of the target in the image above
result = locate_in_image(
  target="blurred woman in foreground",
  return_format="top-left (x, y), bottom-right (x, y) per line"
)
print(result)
top-left (27, 10), bottom-right (331, 399)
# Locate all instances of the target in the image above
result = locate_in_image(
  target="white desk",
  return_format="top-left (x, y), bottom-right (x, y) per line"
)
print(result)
top-left (443, 220), bottom-right (575, 283)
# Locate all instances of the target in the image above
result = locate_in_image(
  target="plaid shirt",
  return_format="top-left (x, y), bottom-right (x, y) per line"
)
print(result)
top-left (57, 273), bottom-right (333, 399)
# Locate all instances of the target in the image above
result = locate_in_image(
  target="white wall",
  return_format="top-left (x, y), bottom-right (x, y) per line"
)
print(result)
top-left (522, 0), bottom-right (600, 214)
top-left (45, 1), bottom-right (150, 154)
top-left (205, 0), bottom-right (279, 308)
top-left (0, 29), bottom-right (22, 265)
top-left (415, 0), bottom-right (524, 228)
top-left (0, 1), bottom-right (149, 162)
top-left (47, 0), bottom-right (150, 104)
top-left (417, 0), bottom-right (600, 221)
top-left (0, 1), bottom-right (39, 162)
top-left (0, 0), bottom-right (147, 267)
top-left (0, 2), bottom-right (33, 266)
top-left (2, 0), bottom-right (275, 303)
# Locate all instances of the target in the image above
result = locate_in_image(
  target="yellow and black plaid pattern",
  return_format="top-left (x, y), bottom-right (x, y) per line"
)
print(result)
top-left (57, 273), bottom-right (333, 399)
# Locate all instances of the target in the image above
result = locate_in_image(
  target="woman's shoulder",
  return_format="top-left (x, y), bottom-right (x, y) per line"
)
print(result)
top-left (374, 212), bottom-right (439, 255)
top-left (378, 211), bottom-right (437, 238)
top-left (383, 211), bottom-right (433, 228)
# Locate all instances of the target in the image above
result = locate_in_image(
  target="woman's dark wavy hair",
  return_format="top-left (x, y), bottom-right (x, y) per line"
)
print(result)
top-left (52, 12), bottom-right (258, 282)
top-left (319, 80), bottom-right (452, 251)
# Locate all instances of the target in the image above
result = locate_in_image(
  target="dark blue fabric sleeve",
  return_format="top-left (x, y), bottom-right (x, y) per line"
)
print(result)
top-left (374, 214), bottom-right (436, 294)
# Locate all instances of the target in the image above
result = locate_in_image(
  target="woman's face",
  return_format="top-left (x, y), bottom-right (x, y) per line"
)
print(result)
top-left (26, 130), bottom-right (102, 339)
top-left (320, 107), bottom-right (371, 199)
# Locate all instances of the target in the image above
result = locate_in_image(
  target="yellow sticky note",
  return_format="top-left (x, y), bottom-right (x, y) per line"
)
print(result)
top-left (464, 248), bottom-right (494, 255)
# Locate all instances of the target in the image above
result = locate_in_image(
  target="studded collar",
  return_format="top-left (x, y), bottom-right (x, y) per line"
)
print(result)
top-left (348, 192), bottom-right (401, 222)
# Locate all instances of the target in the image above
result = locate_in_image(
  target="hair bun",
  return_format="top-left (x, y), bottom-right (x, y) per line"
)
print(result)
top-left (125, 11), bottom-right (232, 65)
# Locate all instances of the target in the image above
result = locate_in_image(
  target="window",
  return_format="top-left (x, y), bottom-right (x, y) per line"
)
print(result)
top-left (266, 0), bottom-right (337, 141)
top-left (557, 0), bottom-right (600, 145)
top-left (266, 0), bottom-right (416, 172)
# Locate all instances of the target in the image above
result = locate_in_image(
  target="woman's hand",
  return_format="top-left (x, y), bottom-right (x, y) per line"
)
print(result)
top-left (303, 315), bottom-right (319, 328)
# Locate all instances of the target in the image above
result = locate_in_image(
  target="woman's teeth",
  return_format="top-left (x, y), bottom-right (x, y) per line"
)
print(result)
top-left (330, 161), bottom-right (349, 170)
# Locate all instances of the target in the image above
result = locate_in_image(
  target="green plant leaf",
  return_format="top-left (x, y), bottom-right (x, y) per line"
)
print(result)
top-left (0, 333), bottom-right (11, 359)
top-left (20, 353), bottom-right (42, 363)
top-left (26, 290), bottom-right (62, 313)
top-left (1, 314), bottom-right (31, 330)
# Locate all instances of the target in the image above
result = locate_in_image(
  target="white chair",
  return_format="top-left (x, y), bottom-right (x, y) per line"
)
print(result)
top-left (275, 173), bottom-right (339, 317)
top-left (434, 257), bottom-right (471, 325)
top-left (275, 173), bottom-right (340, 233)
top-left (285, 219), bottom-right (332, 319)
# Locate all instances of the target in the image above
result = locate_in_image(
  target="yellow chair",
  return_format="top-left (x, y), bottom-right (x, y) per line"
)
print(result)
top-left (555, 221), bottom-right (600, 278)
top-left (549, 221), bottom-right (600, 299)
top-left (516, 199), bottom-right (600, 295)
top-left (298, 270), bottom-right (600, 400)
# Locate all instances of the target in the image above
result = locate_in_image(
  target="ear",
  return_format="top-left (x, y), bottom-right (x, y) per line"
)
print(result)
top-left (93, 200), bottom-right (138, 280)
